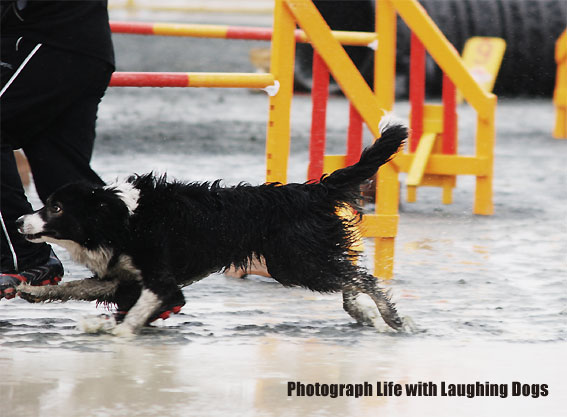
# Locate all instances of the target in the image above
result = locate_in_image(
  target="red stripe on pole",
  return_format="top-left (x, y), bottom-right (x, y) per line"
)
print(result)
top-left (110, 72), bottom-right (189, 87)
top-left (346, 103), bottom-right (363, 166)
top-left (225, 26), bottom-right (273, 40)
top-left (110, 21), bottom-right (155, 35)
top-left (308, 51), bottom-right (330, 181)
top-left (442, 73), bottom-right (457, 154)
top-left (409, 33), bottom-right (425, 153)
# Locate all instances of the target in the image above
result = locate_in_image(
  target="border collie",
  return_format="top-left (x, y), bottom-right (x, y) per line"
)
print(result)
top-left (16, 121), bottom-right (408, 336)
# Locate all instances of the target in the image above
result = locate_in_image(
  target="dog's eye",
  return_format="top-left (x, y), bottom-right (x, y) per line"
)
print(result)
top-left (50, 204), bottom-right (62, 214)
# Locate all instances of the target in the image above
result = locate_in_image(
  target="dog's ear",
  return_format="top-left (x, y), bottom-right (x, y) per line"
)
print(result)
top-left (87, 188), bottom-right (132, 247)
top-left (91, 188), bottom-right (129, 220)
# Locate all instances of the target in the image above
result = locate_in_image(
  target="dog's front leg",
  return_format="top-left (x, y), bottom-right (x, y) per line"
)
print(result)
top-left (112, 288), bottom-right (162, 337)
top-left (17, 278), bottom-right (119, 303)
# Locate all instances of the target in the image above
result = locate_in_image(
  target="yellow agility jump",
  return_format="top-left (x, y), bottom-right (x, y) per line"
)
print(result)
top-left (266, 0), bottom-right (497, 278)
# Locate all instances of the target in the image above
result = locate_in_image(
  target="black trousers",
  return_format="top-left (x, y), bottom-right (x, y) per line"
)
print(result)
top-left (1, 36), bottom-right (112, 272)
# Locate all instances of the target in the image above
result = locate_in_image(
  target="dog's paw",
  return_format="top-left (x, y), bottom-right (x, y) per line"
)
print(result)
top-left (78, 314), bottom-right (117, 334)
top-left (400, 316), bottom-right (418, 333)
top-left (111, 323), bottom-right (136, 338)
top-left (16, 283), bottom-right (45, 303)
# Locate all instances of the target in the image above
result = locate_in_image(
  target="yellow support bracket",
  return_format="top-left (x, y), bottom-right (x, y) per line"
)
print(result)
top-left (406, 133), bottom-right (437, 186)
top-left (265, 0), bottom-right (296, 184)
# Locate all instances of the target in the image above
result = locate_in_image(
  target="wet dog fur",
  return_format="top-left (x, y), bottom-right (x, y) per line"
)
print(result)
top-left (17, 121), bottom-right (408, 336)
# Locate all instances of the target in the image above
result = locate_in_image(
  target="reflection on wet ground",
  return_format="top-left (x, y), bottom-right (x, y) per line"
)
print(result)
top-left (1, 335), bottom-right (565, 417)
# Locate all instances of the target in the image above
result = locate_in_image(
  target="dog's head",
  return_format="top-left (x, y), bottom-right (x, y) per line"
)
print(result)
top-left (17, 181), bottom-right (139, 250)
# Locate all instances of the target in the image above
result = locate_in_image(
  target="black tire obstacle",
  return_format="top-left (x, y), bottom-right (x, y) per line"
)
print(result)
top-left (294, 0), bottom-right (567, 96)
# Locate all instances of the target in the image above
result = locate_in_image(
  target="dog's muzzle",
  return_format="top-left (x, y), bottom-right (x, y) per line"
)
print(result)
top-left (16, 213), bottom-right (49, 241)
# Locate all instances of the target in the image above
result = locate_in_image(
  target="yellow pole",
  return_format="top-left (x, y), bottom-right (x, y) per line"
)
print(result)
top-left (153, 23), bottom-right (230, 38)
top-left (373, 0), bottom-right (400, 279)
top-left (553, 30), bottom-right (567, 139)
top-left (265, 0), bottom-right (296, 184)
top-left (187, 73), bottom-right (275, 88)
top-left (375, 0), bottom-right (397, 112)
top-left (151, 22), bottom-right (377, 46)
top-left (473, 100), bottom-right (496, 215)
top-left (285, 0), bottom-right (401, 278)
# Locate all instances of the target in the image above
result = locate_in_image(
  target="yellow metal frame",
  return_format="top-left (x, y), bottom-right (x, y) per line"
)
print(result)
top-left (553, 29), bottom-right (567, 139)
top-left (266, 0), bottom-right (496, 278)
top-left (267, 0), bottom-right (399, 278)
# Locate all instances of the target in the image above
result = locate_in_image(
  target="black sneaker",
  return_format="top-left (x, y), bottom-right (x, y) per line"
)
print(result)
top-left (0, 249), bottom-right (64, 300)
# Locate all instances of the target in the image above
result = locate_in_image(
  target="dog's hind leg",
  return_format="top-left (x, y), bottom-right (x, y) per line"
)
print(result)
top-left (344, 273), bottom-right (403, 331)
top-left (342, 288), bottom-right (376, 326)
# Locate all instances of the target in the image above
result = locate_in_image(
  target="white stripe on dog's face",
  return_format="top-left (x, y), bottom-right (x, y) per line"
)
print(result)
top-left (105, 181), bottom-right (140, 215)
top-left (18, 213), bottom-right (46, 242)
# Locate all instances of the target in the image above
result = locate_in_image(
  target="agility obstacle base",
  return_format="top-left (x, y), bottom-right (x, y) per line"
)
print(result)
top-left (108, 0), bottom-right (496, 279)
top-left (553, 29), bottom-right (567, 139)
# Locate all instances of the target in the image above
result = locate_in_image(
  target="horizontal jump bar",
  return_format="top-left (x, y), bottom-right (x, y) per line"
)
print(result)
top-left (110, 21), bottom-right (377, 47)
top-left (109, 72), bottom-right (276, 89)
top-left (395, 154), bottom-right (491, 176)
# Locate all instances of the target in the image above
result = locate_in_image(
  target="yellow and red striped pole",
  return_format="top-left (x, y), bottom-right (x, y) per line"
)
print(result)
top-left (109, 21), bottom-right (377, 47)
top-left (109, 72), bottom-right (276, 90)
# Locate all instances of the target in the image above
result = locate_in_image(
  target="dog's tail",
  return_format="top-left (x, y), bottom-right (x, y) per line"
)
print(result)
top-left (321, 118), bottom-right (407, 190)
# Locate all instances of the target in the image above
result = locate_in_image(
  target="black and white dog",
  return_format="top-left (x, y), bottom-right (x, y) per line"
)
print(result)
top-left (16, 121), bottom-right (408, 336)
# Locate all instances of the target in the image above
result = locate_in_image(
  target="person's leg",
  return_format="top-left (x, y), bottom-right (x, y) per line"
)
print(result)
top-left (0, 146), bottom-right (51, 272)
top-left (1, 38), bottom-right (79, 148)
top-left (0, 146), bottom-right (63, 299)
top-left (0, 37), bottom-right (67, 298)
top-left (0, 40), bottom-right (110, 297)
top-left (22, 50), bottom-right (111, 201)
top-left (0, 37), bottom-right (70, 270)
top-left (23, 80), bottom-right (107, 201)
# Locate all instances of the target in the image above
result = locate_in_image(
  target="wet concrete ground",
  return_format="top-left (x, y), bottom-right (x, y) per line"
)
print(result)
top-left (2, 89), bottom-right (565, 417)
top-left (1, 7), bottom-right (566, 417)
